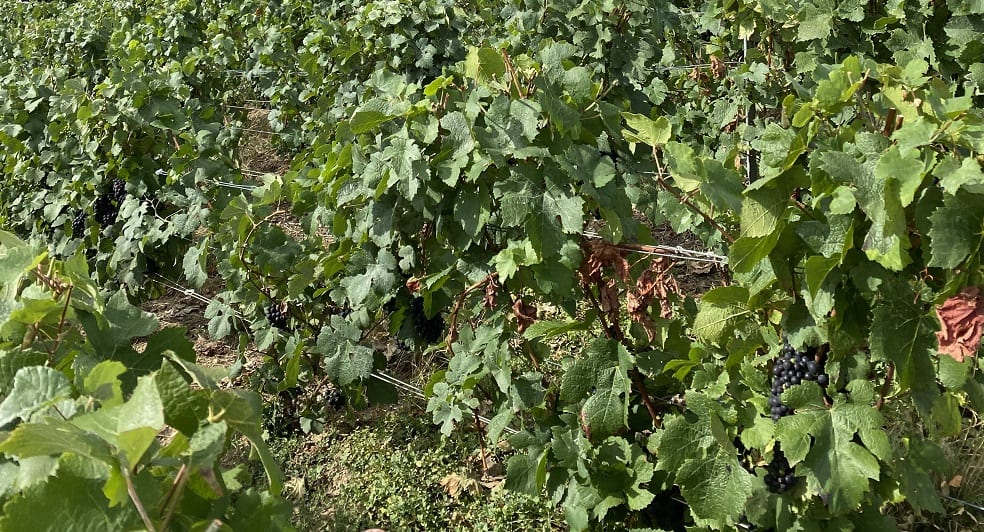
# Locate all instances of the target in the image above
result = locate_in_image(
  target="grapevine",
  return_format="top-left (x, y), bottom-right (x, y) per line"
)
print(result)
top-left (2, 0), bottom-right (984, 530)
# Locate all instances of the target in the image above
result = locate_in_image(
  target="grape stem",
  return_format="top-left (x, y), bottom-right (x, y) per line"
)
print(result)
top-left (875, 362), bottom-right (895, 410)
top-left (121, 459), bottom-right (159, 532)
top-left (473, 411), bottom-right (489, 474)
top-left (445, 272), bottom-right (498, 356)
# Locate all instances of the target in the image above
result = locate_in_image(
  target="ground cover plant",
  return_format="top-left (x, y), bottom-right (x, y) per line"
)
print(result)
top-left (2, 0), bottom-right (984, 529)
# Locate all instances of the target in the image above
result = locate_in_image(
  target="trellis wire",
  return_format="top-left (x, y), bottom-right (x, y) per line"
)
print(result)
top-left (582, 230), bottom-right (727, 265)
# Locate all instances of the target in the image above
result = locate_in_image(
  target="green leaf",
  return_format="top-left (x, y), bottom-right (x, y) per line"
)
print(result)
top-left (676, 447), bottom-right (754, 528)
top-left (341, 250), bottom-right (396, 307)
top-left (464, 47), bottom-right (506, 86)
top-left (0, 366), bottom-right (72, 427)
top-left (928, 192), bottom-right (984, 268)
top-left (189, 421), bottom-right (227, 470)
top-left (182, 242), bottom-right (208, 289)
top-left (560, 339), bottom-right (624, 402)
top-left (854, 161), bottom-right (912, 270)
top-left (210, 389), bottom-right (283, 495)
top-left (937, 157), bottom-right (984, 195)
top-left (103, 291), bottom-right (159, 342)
top-left (776, 399), bottom-right (889, 513)
top-left (0, 473), bottom-right (140, 531)
top-left (693, 286), bottom-right (752, 345)
top-left (83, 361), bottom-right (126, 407)
top-left (621, 113), bottom-right (671, 147)
top-left (0, 418), bottom-right (111, 463)
top-left (117, 375), bottom-right (165, 467)
top-left (869, 289), bottom-right (939, 394)
top-left (349, 110), bottom-right (394, 134)
top-left (504, 450), bottom-right (546, 495)
top-left (156, 360), bottom-right (207, 436)
top-left (873, 146), bottom-right (929, 207)
top-left (581, 368), bottom-right (629, 440)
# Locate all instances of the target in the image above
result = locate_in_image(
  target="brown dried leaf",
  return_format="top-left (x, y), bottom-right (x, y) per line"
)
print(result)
top-left (710, 55), bottom-right (727, 79)
top-left (484, 276), bottom-right (499, 308)
top-left (626, 258), bottom-right (681, 340)
top-left (440, 473), bottom-right (481, 499)
top-left (581, 239), bottom-right (630, 282)
top-left (405, 277), bottom-right (422, 293)
top-left (512, 299), bottom-right (537, 334)
top-left (936, 286), bottom-right (984, 362)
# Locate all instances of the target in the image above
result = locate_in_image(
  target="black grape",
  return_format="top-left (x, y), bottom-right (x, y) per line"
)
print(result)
top-left (93, 195), bottom-right (117, 226)
top-left (408, 296), bottom-right (445, 344)
top-left (764, 447), bottom-right (797, 494)
top-left (111, 178), bottom-right (127, 203)
top-left (768, 338), bottom-right (829, 421)
top-left (266, 302), bottom-right (290, 330)
top-left (72, 210), bottom-right (87, 236)
top-left (326, 387), bottom-right (345, 410)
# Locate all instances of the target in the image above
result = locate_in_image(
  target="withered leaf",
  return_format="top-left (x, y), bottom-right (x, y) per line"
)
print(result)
top-left (936, 286), bottom-right (984, 362)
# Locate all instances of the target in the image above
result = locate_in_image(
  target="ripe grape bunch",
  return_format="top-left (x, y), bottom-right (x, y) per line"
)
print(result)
top-left (764, 447), bottom-right (796, 494)
top-left (763, 339), bottom-right (829, 494)
top-left (93, 195), bottom-right (118, 226)
top-left (769, 340), bottom-right (829, 421)
top-left (326, 387), bottom-right (345, 410)
top-left (408, 296), bottom-right (445, 344)
top-left (111, 178), bottom-right (127, 203)
top-left (266, 301), bottom-right (290, 330)
top-left (72, 210), bottom-right (87, 236)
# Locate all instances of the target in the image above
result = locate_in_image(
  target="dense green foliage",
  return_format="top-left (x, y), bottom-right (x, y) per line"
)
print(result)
top-left (3, 0), bottom-right (984, 529)
top-left (0, 233), bottom-right (289, 530)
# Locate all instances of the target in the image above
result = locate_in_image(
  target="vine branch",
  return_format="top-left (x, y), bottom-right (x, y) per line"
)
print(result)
top-left (652, 150), bottom-right (736, 244)
top-left (875, 362), bottom-right (895, 411)
top-left (121, 461), bottom-right (158, 532)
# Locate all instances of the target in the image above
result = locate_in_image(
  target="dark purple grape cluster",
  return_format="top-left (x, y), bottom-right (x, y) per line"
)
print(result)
top-left (93, 195), bottom-right (118, 226)
top-left (72, 210), bottom-right (87, 236)
top-left (266, 302), bottom-right (290, 330)
top-left (764, 447), bottom-right (796, 494)
top-left (326, 388), bottom-right (345, 410)
top-left (408, 296), bottom-right (444, 344)
top-left (111, 178), bottom-right (127, 203)
top-left (769, 340), bottom-right (828, 421)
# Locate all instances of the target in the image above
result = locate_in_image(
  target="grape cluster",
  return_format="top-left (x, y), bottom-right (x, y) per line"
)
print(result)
top-left (93, 195), bottom-right (118, 226)
top-left (764, 447), bottom-right (796, 494)
top-left (326, 388), bottom-right (345, 410)
top-left (72, 210), bottom-right (87, 236)
top-left (769, 340), bottom-right (828, 421)
top-left (408, 296), bottom-right (444, 344)
top-left (111, 178), bottom-right (127, 203)
top-left (266, 302), bottom-right (290, 330)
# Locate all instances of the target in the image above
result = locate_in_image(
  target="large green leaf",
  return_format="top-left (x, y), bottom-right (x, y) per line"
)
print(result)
top-left (693, 286), bottom-right (752, 345)
top-left (928, 192), bottom-right (984, 268)
top-left (0, 366), bottom-right (72, 427)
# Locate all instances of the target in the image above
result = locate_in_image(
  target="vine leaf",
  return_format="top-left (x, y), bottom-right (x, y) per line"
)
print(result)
top-left (654, 394), bottom-right (753, 527)
top-left (504, 450), bottom-right (546, 495)
top-left (581, 368), bottom-right (629, 440)
top-left (315, 317), bottom-right (373, 385)
top-left (464, 47), bottom-right (506, 87)
top-left (935, 286), bottom-right (984, 362)
top-left (621, 113), bottom-right (671, 147)
top-left (693, 286), bottom-right (752, 345)
top-left (0, 366), bottom-right (71, 427)
top-left (0, 473), bottom-right (140, 531)
top-left (869, 285), bottom-right (938, 394)
top-left (676, 449), bottom-right (754, 528)
top-left (928, 192), bottom-right (984, 268)
top-left (777, 400), bottom-right (888, 514)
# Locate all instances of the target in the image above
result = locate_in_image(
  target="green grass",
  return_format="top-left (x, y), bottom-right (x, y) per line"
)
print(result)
top-left (259, 404), bottom-right (564, 531)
